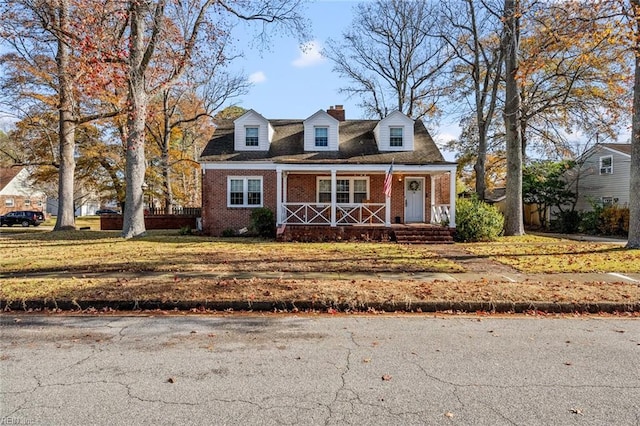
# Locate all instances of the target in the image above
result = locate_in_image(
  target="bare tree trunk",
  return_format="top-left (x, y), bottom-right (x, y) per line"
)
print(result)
top-left (474, 126), bottom-right (487, 200)
top-left (122, 3), bottom-right (148, 238)
top-left (53, 0), bottom-right (76, 231)
top-left (161, 144), bottom-right (173, 214)
top-left (502, 0), bottom-right (524, 236)
top-left (627, 0), bottom-right (640, 248)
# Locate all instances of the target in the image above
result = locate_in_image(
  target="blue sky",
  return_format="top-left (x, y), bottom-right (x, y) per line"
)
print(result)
top-left (227, 1), bottom-right (361, 119)
top-left (225, 0), bottom-right (461, 160)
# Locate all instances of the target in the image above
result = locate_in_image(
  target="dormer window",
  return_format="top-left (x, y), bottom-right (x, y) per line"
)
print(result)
top-left (390, 127), bottom-right (403, 147)
top-left (315, 127), bottom-right (328, 147)
top-left (245, 127), bottom-right (259, 147)
top-left (599, 156), bottom-right (612, 174)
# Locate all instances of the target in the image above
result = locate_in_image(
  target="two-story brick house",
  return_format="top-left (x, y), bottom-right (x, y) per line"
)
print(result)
top-left (199, 106), bottom-right (457, 241)
top-left (0, 167), bottom-right (47, 215)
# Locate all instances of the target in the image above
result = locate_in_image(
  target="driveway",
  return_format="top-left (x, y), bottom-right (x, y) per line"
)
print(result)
top-left (1, 315), bottom-right (638, 425)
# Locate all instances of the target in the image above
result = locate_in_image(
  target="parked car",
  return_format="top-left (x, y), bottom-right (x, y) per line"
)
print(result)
top-left (96, 209), bottom-right (120, 215)
top-left (0, 210), bottom-right (45, 227)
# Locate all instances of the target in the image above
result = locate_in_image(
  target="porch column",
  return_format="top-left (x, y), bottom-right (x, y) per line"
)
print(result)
top-left (276, 168), bottom-right (283, 225)
top-left (448, 169), bottom-right (456, 228)
top-left (385, 172), bottom-right (391, 227)
top-left (430, 177), bottom-right (436, 224)
top-left (330, 169), bottom-right (337, 227)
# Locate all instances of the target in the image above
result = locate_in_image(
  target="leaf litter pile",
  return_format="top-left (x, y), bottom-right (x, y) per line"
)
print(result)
top-left (0, 231), bottom-right (638, 308)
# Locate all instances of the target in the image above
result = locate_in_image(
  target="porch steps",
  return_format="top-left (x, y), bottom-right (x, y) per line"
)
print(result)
top-left (393, 227), bottom-right (454, 244)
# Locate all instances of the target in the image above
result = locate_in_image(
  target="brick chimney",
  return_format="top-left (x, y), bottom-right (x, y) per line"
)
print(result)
top-left (327, 105), bottom-right (345, 121)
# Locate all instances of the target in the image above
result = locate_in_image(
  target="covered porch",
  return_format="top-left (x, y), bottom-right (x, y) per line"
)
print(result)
top-left (274, 164), bottom-right (457, 240)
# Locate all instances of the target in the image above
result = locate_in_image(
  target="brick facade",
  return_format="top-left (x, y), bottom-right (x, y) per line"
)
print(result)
top-left (202, 169), bottom-right (277, 236)
top-left (202, 168), bottom-right (451, 237)
top-left (0, 195), bottom-right (46, 216)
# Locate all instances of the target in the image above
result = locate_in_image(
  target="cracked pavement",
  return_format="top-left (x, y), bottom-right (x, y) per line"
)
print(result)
top-left (1, 315), bottom-right (639, 425)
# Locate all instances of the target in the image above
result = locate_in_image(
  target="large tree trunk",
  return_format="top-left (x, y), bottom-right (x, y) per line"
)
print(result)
top-left (161, 144), bottom-right (173, 214)
top-left (628, 0), bottom-right (640, 248)
top-left (122, 3), bottom-right (147, 238)
top-left (474, 123), bottom-right (487, 200)
top-left (502, 0), bottom-right (524, 236)
top-left (53, 0), bottom-right (76, 231)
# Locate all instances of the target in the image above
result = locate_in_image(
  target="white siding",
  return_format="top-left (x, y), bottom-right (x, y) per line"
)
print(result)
top-left (233, 110), bottom-right (273, 151)
top-left (373, 110), bottom-right (414, 151)
top-left (303, 110), bottom-right (339, 151)
top-left (575, 145), bottom-right (631, 211)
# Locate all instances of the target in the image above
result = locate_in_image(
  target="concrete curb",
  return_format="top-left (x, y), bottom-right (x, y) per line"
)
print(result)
top-left (2, 299), bottom-right (639, 314)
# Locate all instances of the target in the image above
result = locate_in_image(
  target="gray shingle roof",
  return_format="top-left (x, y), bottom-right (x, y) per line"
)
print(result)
top-left (200, 119), bottom-right (452, 165)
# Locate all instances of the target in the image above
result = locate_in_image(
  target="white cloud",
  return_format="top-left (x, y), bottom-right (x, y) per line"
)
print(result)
top-left (292, 40), bottom-right (326, 68)
top-left (248, 71), bottom-right (266, 84)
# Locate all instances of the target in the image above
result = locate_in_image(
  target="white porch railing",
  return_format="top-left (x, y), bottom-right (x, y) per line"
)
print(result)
top-left (282, 202), bottom-right (386, 225)
top-left (431, 204), bottom-right (450, 224)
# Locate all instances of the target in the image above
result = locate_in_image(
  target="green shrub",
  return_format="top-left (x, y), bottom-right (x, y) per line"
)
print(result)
top-left (579, 203), bottom-right (602, 235)
top-left (179, 226), bottom-right (192, 235)
top-left (579, 203), bottom-right (629, 236)
top-left (250, 207), bottom-right (276, 239)
top-left (221, 228), bottom-right (236, 237)
top-left (551, 210), bottom-right (581, 234)
top-left (454, 197), bottom-right (504, 242)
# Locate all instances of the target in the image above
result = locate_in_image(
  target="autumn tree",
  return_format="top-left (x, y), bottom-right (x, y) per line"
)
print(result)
top-left (105, 0), bottom-right (308, 238)
top-left (145, 65), bottom-right (249, 213)
top-left (628, 0), bottom-right (640, 248)
top-left (441, 0), bottom-right (504, 201)
top-left (324, 0), bottom-right (452, 120)
top-left (502, 0), bottom-right (524, 236)
top-left (0, 0), bottom-right (124, 230)
top-left (517, 4), bottom-right (632, 161)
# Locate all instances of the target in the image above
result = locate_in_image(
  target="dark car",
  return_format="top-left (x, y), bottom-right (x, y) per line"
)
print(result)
top-left (0, 210), bottom-right (45, 227)
top-left (96, 209), bottom-right (120, 215)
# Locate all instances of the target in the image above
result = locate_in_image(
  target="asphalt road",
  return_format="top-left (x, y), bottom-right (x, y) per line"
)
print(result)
top-left (1, 314), bottom-right (639, 425)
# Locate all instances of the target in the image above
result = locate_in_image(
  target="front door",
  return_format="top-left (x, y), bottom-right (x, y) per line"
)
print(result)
top-left (405, 177), bottom-right (424, 223)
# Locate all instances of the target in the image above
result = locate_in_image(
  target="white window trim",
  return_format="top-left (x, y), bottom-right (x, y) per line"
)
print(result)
top-left (316, 176), bottom-right (370, 204)
top-left (314, 126), bottom-right (329, 147)
top-left (227, 176), bottom-right (264, 208)
top-left (24, 199), bottom-right (31, 206)
top-left (5, 198), bottom-right (14, 207)
top-left (390, 126), bottom-right (404, 147)
top-left (245, 126), bottom-right (259, 147)
top-left (599, 155), bottom-right (613, 174)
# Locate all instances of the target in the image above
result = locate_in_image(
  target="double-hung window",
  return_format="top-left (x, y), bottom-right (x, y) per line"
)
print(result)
top-left (317, 177), bottom-right (369, 203)
top-left (390, 127), bottom-right (403, 147)
top-left (245, 127), bottom-right (259, 147)
top-left (5, 198), bottom-right (14, 207)
top-left (599, 156), bottom-right (613, 174)
top-left (315, 127), bottom-right (328, 147)
top-left (228, 177), bottom-right (263, 207)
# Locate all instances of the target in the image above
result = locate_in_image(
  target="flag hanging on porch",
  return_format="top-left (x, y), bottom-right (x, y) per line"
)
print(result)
top-left (383, 162), bottom-right (393, 198)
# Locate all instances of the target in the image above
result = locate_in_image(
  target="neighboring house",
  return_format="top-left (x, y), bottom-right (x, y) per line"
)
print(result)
top-left (47, 194), bottom-right (101, 217)
top-left (573, 143), bottom-right (631, 211)
top-left (199, 105), bottom-right (457, 239)
top-left (0, 167), bottom-right (47, 215)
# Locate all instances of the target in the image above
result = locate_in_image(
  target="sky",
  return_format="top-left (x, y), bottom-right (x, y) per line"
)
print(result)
top-left (224, 0), bottom-right (461, 160)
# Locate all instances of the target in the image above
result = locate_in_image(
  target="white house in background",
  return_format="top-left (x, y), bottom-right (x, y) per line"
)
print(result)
top-left (573, 143), bottom-right (631, 211)
top-left (0, 167), bottom-right (47, 215)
